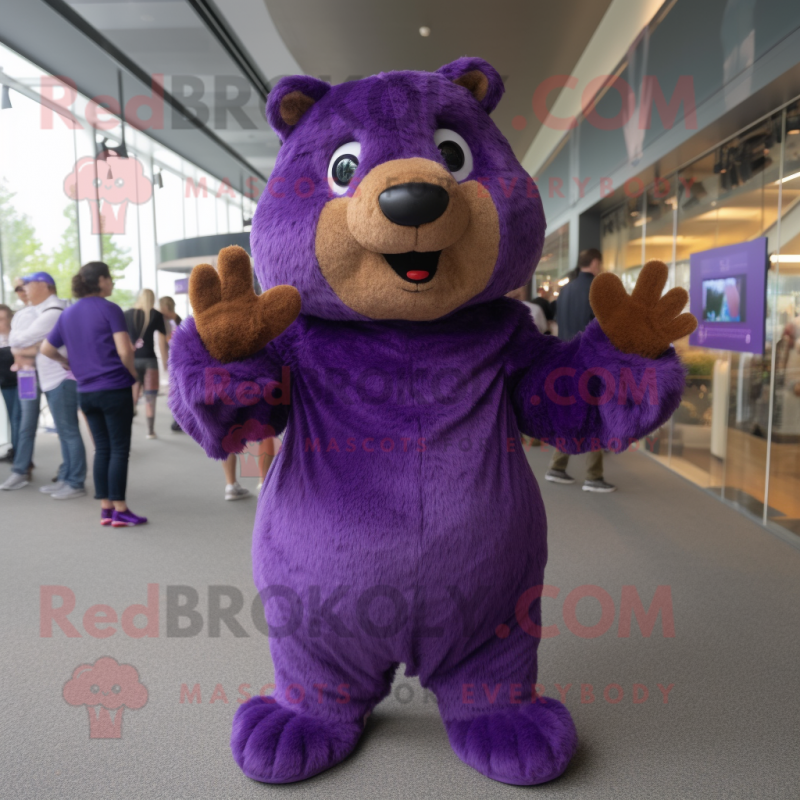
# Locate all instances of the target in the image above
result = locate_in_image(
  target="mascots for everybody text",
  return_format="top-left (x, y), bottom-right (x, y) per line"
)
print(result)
top-left (170, 58), bottom-right (696, 785)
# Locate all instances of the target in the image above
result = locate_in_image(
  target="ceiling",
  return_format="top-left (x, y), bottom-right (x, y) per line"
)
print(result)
top-left (63, 0), bottom-right (298, 176)
top-left (262, 0), bottom-right (613, 159)
top-left (4, 0), bottom-right (614, 181)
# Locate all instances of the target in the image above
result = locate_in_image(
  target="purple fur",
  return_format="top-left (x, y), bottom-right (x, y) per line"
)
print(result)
top-left (168, 316), bottom-right (290, 460)
top-left (445, 701), bottom-right (578, 785)
top-left (231, 698), bottom-right (362, 783)
top-left (266, 76), bottom-right (332, 143)
top-left (169, 59), bottom-right (687, 786)
top-left (511, 317), bottom-right (687, 454)
top-left (436, 57), bottom-right (506, 114)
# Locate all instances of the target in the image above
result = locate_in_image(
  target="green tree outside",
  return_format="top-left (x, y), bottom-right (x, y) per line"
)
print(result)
top-left (100, 230), bottom-right (137, 309)
top-left (0, 180), bottom-right (50, 291)
top-left (0, 180), bottom-right (136, 308)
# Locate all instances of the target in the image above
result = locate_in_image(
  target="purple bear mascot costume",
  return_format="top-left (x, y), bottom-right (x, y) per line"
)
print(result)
top-left (169, 58), bottom-right (693, 785)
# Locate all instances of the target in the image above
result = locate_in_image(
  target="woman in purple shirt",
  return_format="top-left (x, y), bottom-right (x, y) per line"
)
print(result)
top-left (41, 262), bottom-right (148, 527)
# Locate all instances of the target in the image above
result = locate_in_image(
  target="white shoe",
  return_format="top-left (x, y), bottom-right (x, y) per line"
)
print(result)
top-left (582, 479), bottom-right (617, 493)
top-left (52, 485), bottom-right (88, 500)
top-left (40, 480), bottom-right (66, 494)
top-left (146, 432), bottom-right (157, 440)
top-left (256, 482), bottom-right (263, 493)
top-left (1, 472), bottom-right (29, 490)
top-left (225, 482), bottom-right (250, 501)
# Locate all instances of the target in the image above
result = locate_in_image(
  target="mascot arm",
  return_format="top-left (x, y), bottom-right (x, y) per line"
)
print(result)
top-left (511, 261), bottom-right (696, 453)
top-left (167, 246), bottom-right (300, 460)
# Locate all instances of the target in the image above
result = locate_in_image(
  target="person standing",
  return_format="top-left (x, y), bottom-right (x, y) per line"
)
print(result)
top-left (42, 262), bottom-right (147, 527)
top-left (545, 249), bottom-right (617, 493)
top-left (506, 285), bottom-right (548, 333)
top-left (158, 295), bottom-right (182, 340)
top-left (0, 282), bottom-right (37, 483)
top-left (124, 289), bottom-right (168, 440)
top-left (2, 272), bottom-right (87, 497)
top-left (158, 296), bottom-right (185, 434)
top-left (10, 273), bottom-right (86, 498)
top-left (532, 286), bottom-right (555, 334)
top-left (0, 304), bottom-right (21, 464)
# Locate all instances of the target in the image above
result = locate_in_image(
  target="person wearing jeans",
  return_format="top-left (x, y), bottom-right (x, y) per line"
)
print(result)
top-left (77, 388), bottom-right (133, 506)
top-left (2, 272), bottom-right (84, 496)
top-left (44, 378), bottom-right (87, 495)
top-left (10, 387), bottom-right (40, 485)
top-left (42, 261), bottom-right (147, 527)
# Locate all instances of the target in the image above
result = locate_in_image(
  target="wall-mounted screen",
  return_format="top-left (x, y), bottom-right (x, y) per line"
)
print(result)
top-left (689, 238), bottom-right (766, 353)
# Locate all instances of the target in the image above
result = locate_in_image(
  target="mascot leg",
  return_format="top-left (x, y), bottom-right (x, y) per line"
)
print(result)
top-left (426, 618), bottom-right (577, 785)
top-left (231, 633), bottom-right (397, 783)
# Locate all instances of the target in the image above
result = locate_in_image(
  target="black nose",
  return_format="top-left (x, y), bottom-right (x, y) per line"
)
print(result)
top-left (378, 182), bottom-right (449, 226)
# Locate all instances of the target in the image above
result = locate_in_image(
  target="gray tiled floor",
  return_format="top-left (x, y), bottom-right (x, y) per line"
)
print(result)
top-left (2, 410), bottom-right (799, 798)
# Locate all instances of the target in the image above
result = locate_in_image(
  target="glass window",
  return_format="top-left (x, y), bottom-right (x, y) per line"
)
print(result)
top-left (626, 106), bottom-right (800, 542)
top-left (766, 102), bottom-right (800, 534)
top-left (536, 223), bottom-right (569, 303)
top-left (197, 169), bottom-right (217, 236)
top-left (154, 166), bottom-right (186, 245)
top-left (0, 85), bottom-right (79, 300)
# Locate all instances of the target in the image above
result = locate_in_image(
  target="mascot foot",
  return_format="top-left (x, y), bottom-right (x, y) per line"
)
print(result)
top-left (231, 696), bottom-right (363, 783)
top-left (443, 699), bottom-right (577, 785)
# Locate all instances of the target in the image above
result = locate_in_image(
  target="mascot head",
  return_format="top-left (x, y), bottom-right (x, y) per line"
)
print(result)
top-left (251, 57), bottom-right (545, 322)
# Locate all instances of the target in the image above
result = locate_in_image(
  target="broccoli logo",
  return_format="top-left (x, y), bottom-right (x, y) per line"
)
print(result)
top-left (63, 656), bottom-right (148, 739)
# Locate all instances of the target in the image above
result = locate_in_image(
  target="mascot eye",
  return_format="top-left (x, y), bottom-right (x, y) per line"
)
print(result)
top-left (112, 684), bottom-right (121, 694)
top-left (90, 685), bottom-right (99, 694)
top-left (114, 178), bottom-right (125, 188)
top-left (433, 129), bottom-right (473, 182)
top-left (439, 141), bottom-right (464, 173)
top-left (327, 141), bottom-right (362, 196)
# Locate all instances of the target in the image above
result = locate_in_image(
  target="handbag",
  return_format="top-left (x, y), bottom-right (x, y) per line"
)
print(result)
top-left (17, 368), bottom-right (37, 400)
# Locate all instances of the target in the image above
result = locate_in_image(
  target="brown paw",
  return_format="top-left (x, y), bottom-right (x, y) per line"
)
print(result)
top-left (189, 245), bottom-right (301, 363)
top-left (589, 260), bottom-right (697, 359)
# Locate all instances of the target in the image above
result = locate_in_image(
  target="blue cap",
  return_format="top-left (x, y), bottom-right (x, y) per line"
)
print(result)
top-left (22, 272), bottom-right (56, 286)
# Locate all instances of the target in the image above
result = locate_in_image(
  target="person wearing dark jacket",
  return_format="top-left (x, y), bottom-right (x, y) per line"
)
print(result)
top-left (546, 248), bottom-right (617, 493)
top-left (0, 304), bottom-right (20, 463)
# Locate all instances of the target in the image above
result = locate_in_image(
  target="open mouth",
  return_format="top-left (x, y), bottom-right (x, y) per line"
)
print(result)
top-left (383, 251), bottom-right (441, 284)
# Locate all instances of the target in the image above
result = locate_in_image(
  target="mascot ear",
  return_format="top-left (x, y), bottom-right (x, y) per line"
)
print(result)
top-left (266, 75), bottom-right (331, 142)
top-left (436, 57), bottom-right (504, 114)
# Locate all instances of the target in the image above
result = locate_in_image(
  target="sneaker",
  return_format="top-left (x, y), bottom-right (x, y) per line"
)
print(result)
top-left (1, 472), bottom-right (29, 490)
top-left (582, 479), bottom-right (617, 493)
top-left (256, 481), bottom-right (263, 493)
top-left (225, 482), bottom-right (250, 501)
top-left (52, 485), bottom-right (88, 500)
top-left (111, 509), bottom-right (148, 527)
top-left (40, 480), bottom-right (66, 494)
top-left (0, 449), bottom-right (14, 463)
top-left (171, 421), bottom-right (183, 433)
top-left (101, 508), bottom-right (113, 526)
top-left (146, 432), bottom-right (157, 440)
top-left (545, 469), bottom-right (575, 485)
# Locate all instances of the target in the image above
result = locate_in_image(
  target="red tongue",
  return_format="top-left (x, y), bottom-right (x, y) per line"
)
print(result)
top-left (406, 270), bottom-right (429, 281)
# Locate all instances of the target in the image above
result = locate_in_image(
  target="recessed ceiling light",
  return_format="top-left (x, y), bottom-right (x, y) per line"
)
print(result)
top-left (419, 26), bottom-right (431, 37)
